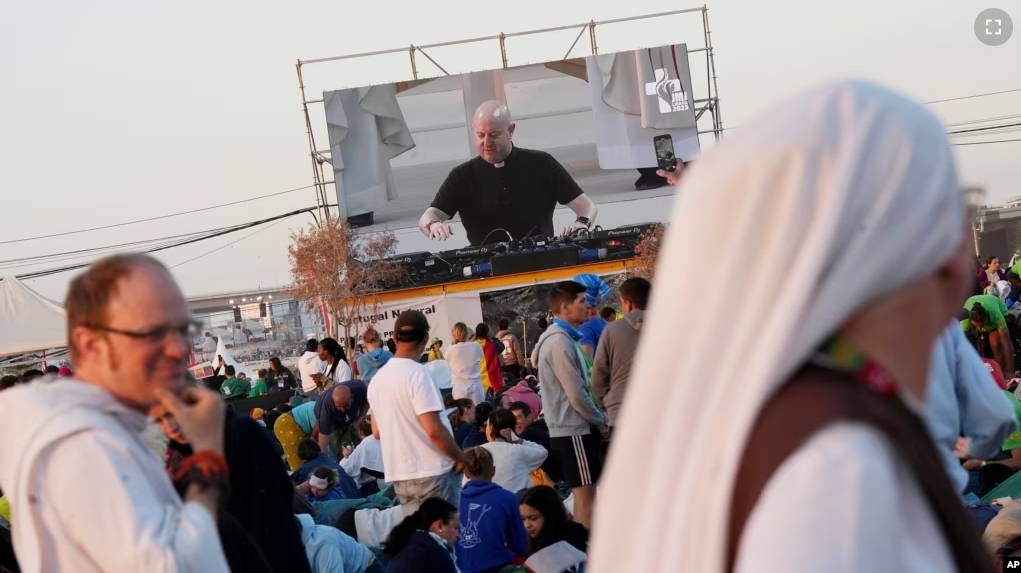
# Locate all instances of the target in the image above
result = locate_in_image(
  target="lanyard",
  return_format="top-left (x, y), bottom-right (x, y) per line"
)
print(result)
top-left (810, 337), bottom-right (898, 397)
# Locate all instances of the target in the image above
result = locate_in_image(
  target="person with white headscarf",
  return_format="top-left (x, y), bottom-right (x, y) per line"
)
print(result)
top-left (590, 80), bottom-right (993, 573)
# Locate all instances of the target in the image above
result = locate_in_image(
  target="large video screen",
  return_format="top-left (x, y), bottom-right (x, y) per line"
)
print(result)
top-left (321, 43), bottom-right (706, 244)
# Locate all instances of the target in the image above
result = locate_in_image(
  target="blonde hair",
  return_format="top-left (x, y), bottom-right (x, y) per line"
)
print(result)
top-left (363, 327), bottom-right (382, 346)
top-left (452, 322), bottom-right (470, 343)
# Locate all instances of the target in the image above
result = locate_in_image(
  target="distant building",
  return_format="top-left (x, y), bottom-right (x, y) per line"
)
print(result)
top-left (977, 199), bottom-right (1021, 263)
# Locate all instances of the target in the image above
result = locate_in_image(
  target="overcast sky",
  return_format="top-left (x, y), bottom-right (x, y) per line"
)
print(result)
top-left (3, 0), bottom-right (1019, 300)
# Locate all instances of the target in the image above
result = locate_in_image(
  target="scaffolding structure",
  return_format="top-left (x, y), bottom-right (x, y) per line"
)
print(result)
top-left (296, 6), bottom-right (723, 221)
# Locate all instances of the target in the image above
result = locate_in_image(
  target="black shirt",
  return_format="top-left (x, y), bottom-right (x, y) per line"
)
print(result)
top-left (429, 146), bottom-right (584, 245)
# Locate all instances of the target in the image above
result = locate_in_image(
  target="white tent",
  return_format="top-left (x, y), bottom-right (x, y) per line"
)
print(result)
top-left (191, 337), bottom-right (257, 381)
top-left (0, 276), bottom-right (67, 356)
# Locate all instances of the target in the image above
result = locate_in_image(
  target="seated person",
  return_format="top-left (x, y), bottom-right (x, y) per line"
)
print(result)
top-left (509, 402), bottom-right (564, 484)
top-left (382, 498), bottom-right (460, 573)
top-left (456, 448), bottom-right (528, 573)
top-left (503, 379), bottom-right (541, 418)
top-left (517, 486), bottom-right (589, 556)
top-left (962, 293), bottom-right (1015, 376)
top-left (295, 513), bottom-right (376, 573)
top-left (448, 399), bottom-right (476, 446)
top-left (219, 365), bottom-right (249, 401)
top-left (249, 369), bottom-right (269, 397)
top-left (963, 359), bottom-right (1021, 497)
top-left (293, 438), bottom-right (362, 499)
top-left (461, 402), bottom-right (495, 450)
top-left (150, 401), bottom-right (311, 573)
top-left (478, 409), bottom-right (548, 493)
top-left (340, 417), bottom-right (388, 496)
top-left (299, 467), bottom-right (348, 503)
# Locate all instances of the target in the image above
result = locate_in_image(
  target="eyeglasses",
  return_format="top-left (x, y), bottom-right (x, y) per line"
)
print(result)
top-left (86, 319), bottom-right (202, 343)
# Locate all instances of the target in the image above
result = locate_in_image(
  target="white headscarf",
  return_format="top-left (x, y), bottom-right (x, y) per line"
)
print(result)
top-left (589, 80), bottom-right (963, 572)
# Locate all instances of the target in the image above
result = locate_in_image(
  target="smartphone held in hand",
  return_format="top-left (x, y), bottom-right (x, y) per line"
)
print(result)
top-left (654, 134), bottom-right (676, 172)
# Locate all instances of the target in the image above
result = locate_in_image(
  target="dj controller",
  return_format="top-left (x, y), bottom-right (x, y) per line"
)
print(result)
top-left (382, 223), bottom-right (658, 290)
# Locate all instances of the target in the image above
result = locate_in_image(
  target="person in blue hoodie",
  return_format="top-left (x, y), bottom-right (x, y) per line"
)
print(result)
top-left (356, 328), bottom-right (393, 383)
top-left (456, 447), bottom-right (528, 573)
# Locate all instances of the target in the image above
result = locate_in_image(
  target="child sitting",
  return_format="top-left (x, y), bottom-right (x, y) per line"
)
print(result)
top-left (299, 466), bottom-right (345, 503)
top-left (456, 447), bottom-right (528, 573)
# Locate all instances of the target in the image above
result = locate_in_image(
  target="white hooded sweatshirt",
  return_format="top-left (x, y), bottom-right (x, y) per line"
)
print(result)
top-left (0, 379), bottom-right (228, 573)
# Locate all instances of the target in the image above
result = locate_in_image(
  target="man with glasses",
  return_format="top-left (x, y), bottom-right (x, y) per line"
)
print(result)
top-left (0, 254), bottom-right (231, 572)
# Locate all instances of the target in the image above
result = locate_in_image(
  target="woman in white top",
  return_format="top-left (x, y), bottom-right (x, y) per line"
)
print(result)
top-left (340, 417), bottom-right (388, 491)
top-left (319, 337), bottom-right (352, 383)
top-left (478, 408), bottom-right (547, 493)
top-left (591, 80), bottom-right (987, 573)
top-left (446, 322), bottom-right (485, 405)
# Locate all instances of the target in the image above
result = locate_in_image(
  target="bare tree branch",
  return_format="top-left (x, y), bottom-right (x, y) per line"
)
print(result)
top-left (288, 214), bottom-right (401, 354)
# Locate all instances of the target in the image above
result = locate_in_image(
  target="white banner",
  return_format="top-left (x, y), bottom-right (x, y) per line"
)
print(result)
top-left (343, 292), bottom-right (483, 345)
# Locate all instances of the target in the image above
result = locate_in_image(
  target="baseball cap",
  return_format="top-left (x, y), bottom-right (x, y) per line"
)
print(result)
top-left (982, 358), bottom-right (1007, 390)
top-left (393, 310), bottom-right (430, 343)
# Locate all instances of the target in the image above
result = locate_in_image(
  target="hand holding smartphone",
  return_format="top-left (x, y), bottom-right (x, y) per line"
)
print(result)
top-left (654, 134), bottom-right (676, 172)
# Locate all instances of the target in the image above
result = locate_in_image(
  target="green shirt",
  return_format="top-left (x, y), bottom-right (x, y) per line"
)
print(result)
top-left (220, 377), bottom-right (248, 400)
top-left (1003, 390), bottom-right (1021, 451)
top-left (960, 294), bottom-right (1008, 333)
top-left (249, 379), bottom-right (268, 398)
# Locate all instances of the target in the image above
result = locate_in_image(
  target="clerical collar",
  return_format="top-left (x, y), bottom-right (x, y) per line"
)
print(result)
top-left (491, 146), bottom-right (516, 169)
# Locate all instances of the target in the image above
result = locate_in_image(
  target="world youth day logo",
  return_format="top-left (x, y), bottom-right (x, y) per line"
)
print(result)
top-left (645, 68), bottom-right (690, 114)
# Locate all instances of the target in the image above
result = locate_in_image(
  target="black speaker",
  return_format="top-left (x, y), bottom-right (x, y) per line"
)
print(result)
top-left (233, 307), bottom-right (242, 323)
top-left (259, 302), bottom-right (267, 318)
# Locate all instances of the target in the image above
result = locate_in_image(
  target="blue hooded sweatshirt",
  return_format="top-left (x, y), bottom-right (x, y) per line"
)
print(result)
top-left (356, 348), bottom-right (393, 383)
top-left (456, 480), bottom-right (528, 573)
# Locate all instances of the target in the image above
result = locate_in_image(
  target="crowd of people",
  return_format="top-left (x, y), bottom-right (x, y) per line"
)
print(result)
top-left (7, 79), bottom-right (1021, 573)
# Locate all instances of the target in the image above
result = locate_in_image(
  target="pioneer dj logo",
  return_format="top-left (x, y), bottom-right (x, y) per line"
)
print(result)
top-left (645, 68), bottom-right (689, 114)
top-left (455, 248), bottom-right (488, 256)
top-left (607, 228), bottom-right (641, 237)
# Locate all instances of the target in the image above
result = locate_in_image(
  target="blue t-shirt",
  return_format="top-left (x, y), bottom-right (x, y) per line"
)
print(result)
top-left (291, 402), bottom-right (317, 435)
top-left (578, 317), bottom-right (607, 350)
top-left (314, 380), bottom-right (368, 436)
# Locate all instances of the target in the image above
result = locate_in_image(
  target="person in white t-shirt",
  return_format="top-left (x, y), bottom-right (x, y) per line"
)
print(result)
top-left (446, 322), bottom-right (485, 405)
top-left (369, 310), bottom-right (467, 513)
top-left (297, 338), bottom-right (327, 400)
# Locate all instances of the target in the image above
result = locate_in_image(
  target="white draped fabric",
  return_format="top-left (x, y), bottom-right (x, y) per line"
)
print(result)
top-left (590, 80), bottom-right (964, 572)
top-left (324, 85), bottom-right (415, 217)
top-left (0, 276), bottom-right (66, 356)
top-left (584, 51), bottom-right (700, 169)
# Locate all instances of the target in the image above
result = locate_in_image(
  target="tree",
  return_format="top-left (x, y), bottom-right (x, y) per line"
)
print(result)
top-left (632, 224), bottom-right (666, 279)
top-left (288, 213), bottom-right (402, 356)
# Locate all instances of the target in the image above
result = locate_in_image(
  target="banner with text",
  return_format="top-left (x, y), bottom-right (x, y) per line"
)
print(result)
top-left (346, 292), bottom-right (483, 344)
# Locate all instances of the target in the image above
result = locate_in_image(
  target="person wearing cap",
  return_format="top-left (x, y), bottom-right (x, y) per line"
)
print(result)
top-left (959, 359), bottom-right (1021, 497)
top-left (427, 337), bottom-right (444, 362)
top-left (368, 310), bottom-right (466, 513)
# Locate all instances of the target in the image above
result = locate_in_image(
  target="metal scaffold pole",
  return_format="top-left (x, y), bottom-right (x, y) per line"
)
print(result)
top-left (295, 61), bottom-right (328, 223)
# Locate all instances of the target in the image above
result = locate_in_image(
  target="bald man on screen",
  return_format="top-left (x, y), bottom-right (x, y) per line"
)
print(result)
top-left (419, 100), bottom-right (598, 246)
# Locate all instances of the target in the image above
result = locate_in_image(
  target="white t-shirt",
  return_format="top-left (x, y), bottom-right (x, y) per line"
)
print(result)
top-left (446, 342), bottom-right (484, 388)
top-left (475, 439), bottom-right (548, 493)
top-left (326, 359), bottom-right (352, 382)
top-left (298, 351), bottom-right (327, 391)
top-left (367, 358), bottom-right (454, 482)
